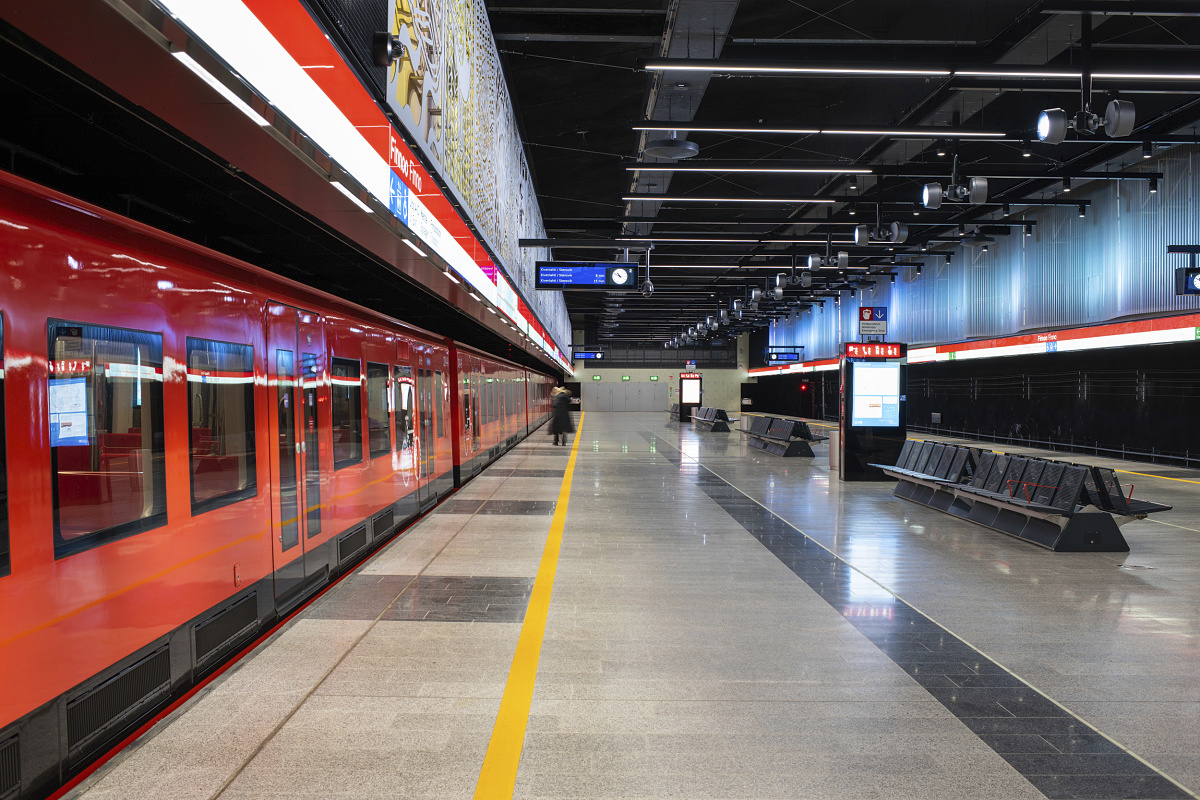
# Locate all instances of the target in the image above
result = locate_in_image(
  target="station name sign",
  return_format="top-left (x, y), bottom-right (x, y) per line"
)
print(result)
top-left (844, 342), bottom-right (906, 359)
top-left (535, 261), bottom-right (640, 291)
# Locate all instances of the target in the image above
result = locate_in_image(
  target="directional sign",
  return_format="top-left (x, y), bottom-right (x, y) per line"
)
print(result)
top-left (859, 307), bottom-right (888, 335)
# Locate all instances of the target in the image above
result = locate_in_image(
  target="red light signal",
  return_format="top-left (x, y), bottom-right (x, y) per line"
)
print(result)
top-left (800, 381), bottom-right (810, 392)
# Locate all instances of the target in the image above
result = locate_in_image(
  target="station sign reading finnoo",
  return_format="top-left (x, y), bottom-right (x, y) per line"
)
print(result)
top-left (573, 350), bottom-right (604, 360)
top-left (535, 262), bottom-right (639, 291)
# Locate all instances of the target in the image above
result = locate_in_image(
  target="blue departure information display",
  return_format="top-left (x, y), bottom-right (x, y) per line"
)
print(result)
top-left (770, 353), bottom-right (800, 362)
top-left (535, 262), bottom-right (639, 291)
top-left (573, 351), bottom-right (604, 360)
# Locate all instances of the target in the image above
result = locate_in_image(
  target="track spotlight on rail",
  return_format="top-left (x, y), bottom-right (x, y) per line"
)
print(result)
top-left (1078, 204), bottom-right (1087, 218)
top-left (1149, 178), bottom-right (1159, 194)
top-left (1143, 142), bottom-right (1153, 159)
top-left (1036, 100), bottom-right (1135, 145)
top-left (853, 222), bottom-right (909, 245)
top-left (921, 177), bottom-right (987, 208)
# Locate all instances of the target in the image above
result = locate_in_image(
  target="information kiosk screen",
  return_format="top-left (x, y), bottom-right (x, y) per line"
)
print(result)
top-left (681, 378), bottom-right (701, 404)
top-left (850, 361), bottom-right (900, 427)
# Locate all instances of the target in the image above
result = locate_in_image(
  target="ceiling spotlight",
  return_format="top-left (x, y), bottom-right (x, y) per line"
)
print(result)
top-left (1143, 142), bottom-right (1153, 159)
top-left (921, 176), bottom-right (986, 208)
top-left (981, 244), bottom-right (989, 252)
top-left (644, 130), bottom-right (700, 159)
top-left (809, 252), bottom-right (849, 270)
top-left (890, 275), bottom-right (896, 285)
top-left (854, 223), bottom-right (907, 246)
top-left (1062, 177), bottom-right (1072, 193)
top-left (1037, 100), bottom-right (1135, 145)
top-left (800, 270), bottom-right (812, 288)
top-left (1037, 108), bottom-right (1068, 144)
top-left (936, 140), bottom-right (947, 157)
top-left (1022, 142), bottom-right (1032, 158)
top-left (773, 273), bottom-right (787, 300)
top-left (912, 206), bottom-right (920, 216)
top-left (848, 207), bottom-right (856, 216)
top-left (1078, 204), bottom-right (1086, 218)
top-left (1149, 178), bottom-right (1158, 194)
top-left (1024, 223), bottom-right (1033, 237)
top-left (848, 175), bottom-right (859, 191)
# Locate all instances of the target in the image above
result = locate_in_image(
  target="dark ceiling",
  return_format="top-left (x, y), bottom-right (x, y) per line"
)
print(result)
top-left (488, 0), bottom-right (1200, 347)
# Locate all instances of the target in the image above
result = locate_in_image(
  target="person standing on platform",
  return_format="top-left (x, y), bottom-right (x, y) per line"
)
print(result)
top-left (550, 385), bottom-right (574, 446)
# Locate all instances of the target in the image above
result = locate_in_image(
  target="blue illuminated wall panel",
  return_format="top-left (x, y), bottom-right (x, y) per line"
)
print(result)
top-left (771, 147), bottom-right (1200, 358)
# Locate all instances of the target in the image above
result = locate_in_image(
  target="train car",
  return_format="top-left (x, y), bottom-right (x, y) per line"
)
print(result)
top-left (452, 344), bottom-right (556, 482)
top-left (0, 171), bottom-right (556, 799)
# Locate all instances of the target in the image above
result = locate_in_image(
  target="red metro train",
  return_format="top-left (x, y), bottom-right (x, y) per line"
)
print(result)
top-left (0, 172), bottom-right (557, 798)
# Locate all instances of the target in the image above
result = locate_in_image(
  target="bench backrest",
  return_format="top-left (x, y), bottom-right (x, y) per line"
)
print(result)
top-left (1033, 463), bottom-right (1065, 505)
top-left (903, 441), bottom-right (924, 470)
top-left (1000, 457), bottom-right (1029, 497)
top-left (970, 451), bottom-right (996, 488)
top-left (768, 419), bottom-right (795, 439)
top-left (932, 446), bottom-right (957, 479)
top-left (1092, 467), bottom-right (1131, 513)
top-left (752, 416), bottom-right (772, 435)
top-left (895, 440), bottom-right (914, 468)
top-left (1017, 460), bottom-right (1047, 501)
top-left (913, 442), bottom-right (935, 474)
top-left (983, 454), bottom-right (1010, 493)
top-left (945, 448), bottom-right (971, 483)
top-left (1049, 465), bottom-right (1088, 513)
top-left (920, 443), bottom-right (945, 476)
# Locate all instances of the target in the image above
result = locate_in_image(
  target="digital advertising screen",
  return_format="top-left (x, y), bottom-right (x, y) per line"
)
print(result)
top-left (681, 378), bottom-right (701, 404)
top-left (850, 361), bottom-right (900, 428)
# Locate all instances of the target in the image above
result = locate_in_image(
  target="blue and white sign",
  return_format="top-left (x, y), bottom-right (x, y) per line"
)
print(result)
top-left (49, 377), bottom-right (89, 447)
top-left (389, 172), bottom-right (409, 226)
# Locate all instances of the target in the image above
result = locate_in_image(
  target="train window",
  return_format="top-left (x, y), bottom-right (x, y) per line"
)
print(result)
top-left (434, 370), bottom-right (444, 437)
top-left (49, 320), bottom-right (167, 557)
top-left (186, 339), bottom-right (257, 514)
top-left (394, 365), bottom-right (413, 450)
top-left (0, 314), bottom-right (7, 577)
top-left (366, 362), bottom-right (390, 457)
top-left (331, 357), bottom-right (362, 468)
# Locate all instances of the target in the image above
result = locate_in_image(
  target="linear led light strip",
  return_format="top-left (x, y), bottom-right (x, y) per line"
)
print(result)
top-left (632, 124), bottom-right (1004, 138)
top-left (904, 325), bottom-right (1200, 364)
top-left (623, 196), bottom-right (837, 203)
top-left (630, 165), bottom-right (875, 173)
top-left (643, 62), bottom-right (1200, 81)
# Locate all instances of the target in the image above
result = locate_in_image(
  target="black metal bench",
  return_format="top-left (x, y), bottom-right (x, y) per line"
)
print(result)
top-left (668, 403), bottom-right (680, 421)
top-left (741, 415), bottom-right (829, 457)
top-left (691, 407), bottom-right (733, 432)
top-left (873, 440), bottom-right (1172, 552)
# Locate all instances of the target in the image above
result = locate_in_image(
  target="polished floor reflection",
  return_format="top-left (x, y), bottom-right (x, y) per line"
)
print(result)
top-left (66, 413), bottom-right (1200, 800)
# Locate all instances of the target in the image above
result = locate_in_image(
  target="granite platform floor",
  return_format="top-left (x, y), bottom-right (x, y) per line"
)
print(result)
top-left (66, 412), bottom-right (1200, 800)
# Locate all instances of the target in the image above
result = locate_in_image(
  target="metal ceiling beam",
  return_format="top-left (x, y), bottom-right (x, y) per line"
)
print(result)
top-left (1041, 1), bottom-right (1200, 15)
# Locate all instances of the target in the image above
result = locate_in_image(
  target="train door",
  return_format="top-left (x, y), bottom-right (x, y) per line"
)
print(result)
top-left (416, 360), bottom-right (434, 504)
top-left (266, 303), bottom-right (324, 601)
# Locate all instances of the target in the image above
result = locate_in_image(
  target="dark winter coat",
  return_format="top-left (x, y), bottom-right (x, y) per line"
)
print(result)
top-left (551, 390), bottom-right (575, 435)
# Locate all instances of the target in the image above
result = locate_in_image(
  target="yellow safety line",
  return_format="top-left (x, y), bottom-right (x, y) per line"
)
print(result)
top-left (473, 413), bottom-right (583, 800)
top-left (1116, 468), bottom-right (1200, 485)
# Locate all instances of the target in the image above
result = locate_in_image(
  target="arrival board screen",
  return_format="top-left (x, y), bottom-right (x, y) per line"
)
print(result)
top-left (850, 361), bottom-right (900, 428)
top-left (535, 262), bottom-right (638, 290)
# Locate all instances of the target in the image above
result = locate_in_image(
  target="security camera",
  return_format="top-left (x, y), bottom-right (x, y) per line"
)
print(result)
top-left (640, 280), bottom-right (654, 297)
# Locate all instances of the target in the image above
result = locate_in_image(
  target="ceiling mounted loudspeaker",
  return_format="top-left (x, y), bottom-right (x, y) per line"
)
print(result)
top-left (1104, 99), bottom-right (1136, 138)
top-left (922, 182), bottom-right (943, 209)
top-left (889, 221), bottom-right (908, 244)
top-left (643, 131), bottom-right (700, 159)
